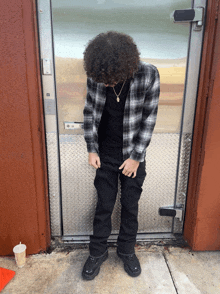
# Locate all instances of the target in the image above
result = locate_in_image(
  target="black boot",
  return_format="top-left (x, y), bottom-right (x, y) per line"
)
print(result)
top-left (82, 251), bottom-right (108, 280)
top-left (117, 249), bottom-right (141, 277)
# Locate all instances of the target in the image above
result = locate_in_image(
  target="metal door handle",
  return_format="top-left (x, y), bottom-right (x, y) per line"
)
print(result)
top-left (64, 122), bottom-right (84, 130)
top-left (171, 7), bottom-right (204, 30)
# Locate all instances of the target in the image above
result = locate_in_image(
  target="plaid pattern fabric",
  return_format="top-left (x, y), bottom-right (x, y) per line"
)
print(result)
top-left (83, 61), bottom-right (160, 162)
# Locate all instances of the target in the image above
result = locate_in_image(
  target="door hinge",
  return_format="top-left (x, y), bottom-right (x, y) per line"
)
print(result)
top-left (159, 206), bottom-right (183, 221)
top-left (42, 58), bottom-right (52, 75)
top-left (216, 0), bottom-right (220, 20)
top-left (171, 7), bottom-right (205, 30)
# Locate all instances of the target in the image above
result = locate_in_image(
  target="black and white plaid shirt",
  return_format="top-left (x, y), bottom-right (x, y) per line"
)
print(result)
top-left (83, 61), bottom-right (160, 162)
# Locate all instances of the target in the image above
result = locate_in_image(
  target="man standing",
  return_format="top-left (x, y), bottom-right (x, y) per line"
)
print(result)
top-left (82, 31), bottom-right (160, 280)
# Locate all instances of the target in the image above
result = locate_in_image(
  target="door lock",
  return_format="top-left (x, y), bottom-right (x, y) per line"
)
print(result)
top-left (171, 7), bottom-right (204, 30)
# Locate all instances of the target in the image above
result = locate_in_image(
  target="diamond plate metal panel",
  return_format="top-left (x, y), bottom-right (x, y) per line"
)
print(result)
top-left (46, 133), bottom-right (61, 236)
top-left (173, 133), bottom-right (192, 233)
top-left (60, 133), bottom-right (179, 236)
top-left (138, 133), bottom-right (179, 233)
top-left (59, 135), bottom-right (95, 235)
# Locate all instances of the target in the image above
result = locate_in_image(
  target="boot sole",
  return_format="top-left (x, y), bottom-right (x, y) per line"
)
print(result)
top-left (82, 253), bottom-right (108, 280)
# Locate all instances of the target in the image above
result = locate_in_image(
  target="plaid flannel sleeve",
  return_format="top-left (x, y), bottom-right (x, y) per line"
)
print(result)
top-left (130, 66), bottom-right (160, 161)
top-left (83, 82), bottom-right (97, 153)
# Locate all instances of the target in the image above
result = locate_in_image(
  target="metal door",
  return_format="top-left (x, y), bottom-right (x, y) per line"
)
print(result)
top-left (37, 0), bottom-right (207, 242)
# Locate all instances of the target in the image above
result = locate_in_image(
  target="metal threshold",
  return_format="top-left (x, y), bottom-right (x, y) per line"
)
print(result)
top-left (62, 233), bottom-right (177, 244)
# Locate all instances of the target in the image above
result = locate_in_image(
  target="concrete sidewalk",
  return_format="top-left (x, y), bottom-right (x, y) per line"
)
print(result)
top-left (1, 245), bottom-right (220, 294)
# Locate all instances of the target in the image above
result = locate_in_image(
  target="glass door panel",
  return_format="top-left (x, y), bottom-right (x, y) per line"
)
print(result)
top-left (52, 0), bottom-right (190, 135)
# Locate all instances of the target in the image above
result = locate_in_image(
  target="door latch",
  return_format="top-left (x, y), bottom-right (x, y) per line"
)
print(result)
top-left (159, 206), bottom-right (183, 221)
top-left (171, 7), bottom-right (204, 30)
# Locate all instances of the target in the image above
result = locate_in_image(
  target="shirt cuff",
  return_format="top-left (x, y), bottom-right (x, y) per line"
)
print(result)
top-left (129, 149), bottom-right (145, 162)
top-left (87, 143), bottom-right (97, 154)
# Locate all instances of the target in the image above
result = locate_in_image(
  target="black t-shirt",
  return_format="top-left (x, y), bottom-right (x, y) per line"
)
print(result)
top-left (98, 78), bottom-right (131, 155)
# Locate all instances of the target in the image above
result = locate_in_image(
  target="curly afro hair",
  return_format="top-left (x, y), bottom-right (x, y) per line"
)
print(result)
top-left (83, 31), bottom-right (140, 84)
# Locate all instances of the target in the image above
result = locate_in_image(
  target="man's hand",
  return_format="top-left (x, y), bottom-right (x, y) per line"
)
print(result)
top-left (88, 153), bottom-right (101, 169)
top-left (119, 158), bottom-right (139, 178)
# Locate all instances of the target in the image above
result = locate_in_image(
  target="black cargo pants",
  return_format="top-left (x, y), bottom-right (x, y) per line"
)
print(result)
top-left (89, 150), bottom-right (146, 257)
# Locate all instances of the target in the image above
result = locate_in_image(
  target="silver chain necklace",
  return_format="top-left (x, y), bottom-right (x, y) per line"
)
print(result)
top-left (113, 80), bottom-right (126, 102)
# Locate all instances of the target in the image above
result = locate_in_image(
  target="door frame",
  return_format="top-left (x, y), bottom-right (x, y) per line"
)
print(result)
top-left (36, 0), bottom-right (207, 240)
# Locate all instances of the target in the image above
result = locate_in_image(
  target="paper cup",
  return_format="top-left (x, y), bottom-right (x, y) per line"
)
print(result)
top-left (13, 242), bottom-right (27, 268)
